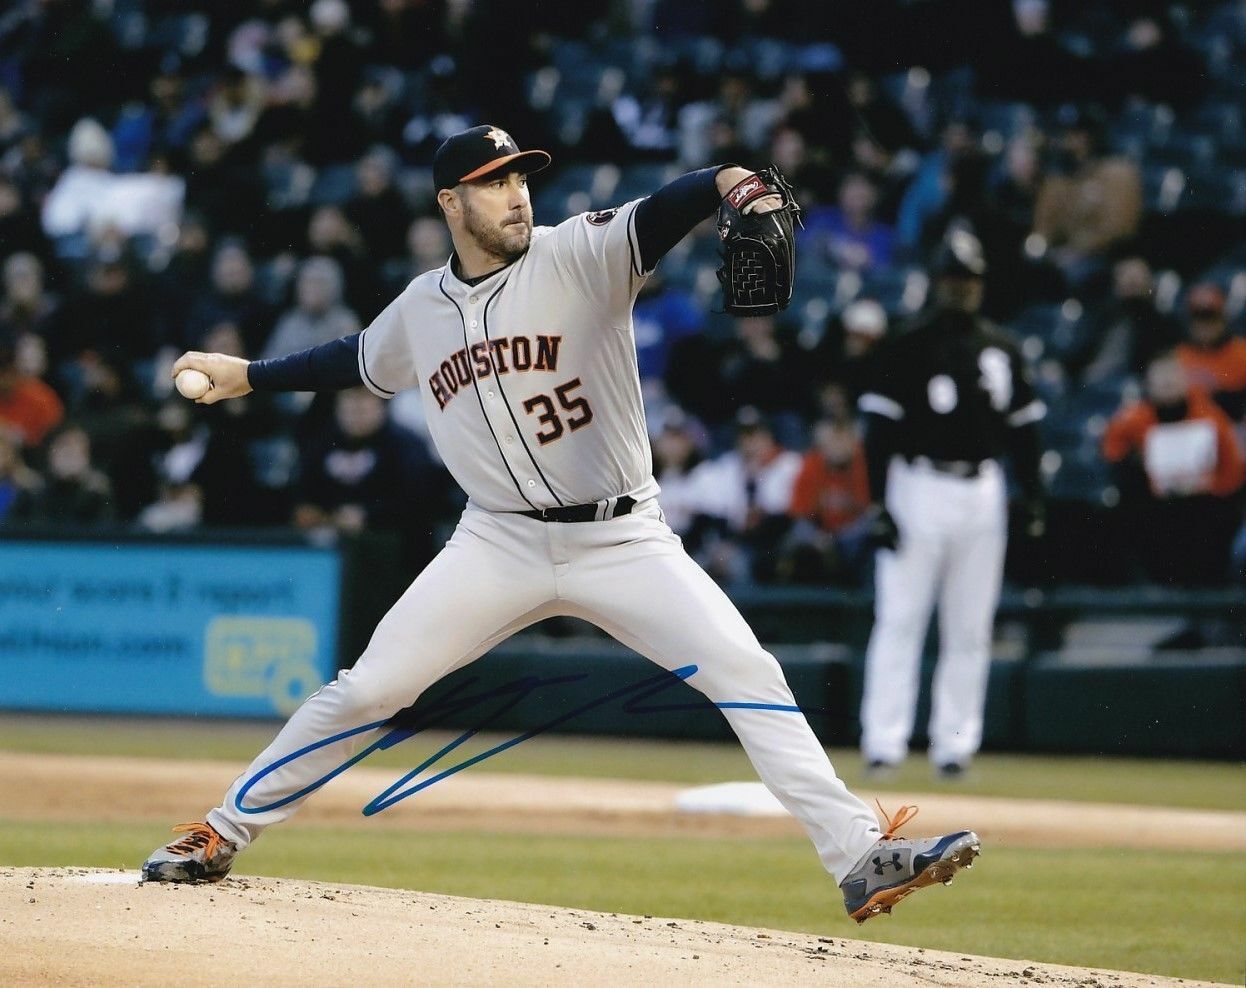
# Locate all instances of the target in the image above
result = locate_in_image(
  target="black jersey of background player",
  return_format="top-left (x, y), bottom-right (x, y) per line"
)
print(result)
top-left (861, 309), bottom-right (1040, 464)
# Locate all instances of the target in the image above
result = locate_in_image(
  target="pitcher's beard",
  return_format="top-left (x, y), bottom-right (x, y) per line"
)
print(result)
top-left (465, 209), bottom-right (532, 264)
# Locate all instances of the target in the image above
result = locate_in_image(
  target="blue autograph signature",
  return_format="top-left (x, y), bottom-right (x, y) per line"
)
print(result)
top-left (235, 663), bottom-right (821, 817)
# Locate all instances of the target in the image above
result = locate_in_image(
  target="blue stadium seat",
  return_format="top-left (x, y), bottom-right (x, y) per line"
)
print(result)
top-left (380, 258), bottom-right (415, 295)
top-left (146, 13), bottom-right (209, 59)
top-left (51, 233), bottom-right (92, 263)
top-left (1066, 375), bottom-right (1133, 419)
top-left (655, 36), bottom-right (726, 75)
top-left (1188, 99), bottom-right (1243, 144)
top-left (558, 62), bottom-right (609, 104)
top-left (1008, 301), bottom-right (1084, 357)
top-left (789, 264), bottom-right (841, 316)
top-left (308, 164), bottom-right (358, 207)
top-left (726, 38), bottom-right (795, 80)
top-left (1111, 102), bottom-right (1174, 146)
top-left (614, 164), bottom-right (681, 203)
top-left (262, 161), bottom-right (315, 210)
top-left (861, 266), bottom-right (928, 316)
top-left (1031, 364), bottom-right (1066, 407)
top-left (1146, 134), bottom-right (1217, 173)
top-left (547, 99), bottom-right (593, 146)
top-left (255, 258), bottom-right (296, 307)
top-left (974, 101), bottom-right (1036, 140)
top-left (599, 38), bottom-right (650, 80)
top-left (1046, 455), bottom-right (1110, 503)
top-left (1039, 407), bottom-right (1087, 450)
top-left (550, 41), bottom-right (595, 77)
top-left (109, 5), bottom-right (148, 49)
top-left (1142, 164), bottom-right (1187, 213)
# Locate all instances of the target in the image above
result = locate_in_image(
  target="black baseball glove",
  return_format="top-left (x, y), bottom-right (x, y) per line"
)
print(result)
top-left (864, 503), bottom-right (900, 552)
top-left (716, 167), bottom-right (802, 317)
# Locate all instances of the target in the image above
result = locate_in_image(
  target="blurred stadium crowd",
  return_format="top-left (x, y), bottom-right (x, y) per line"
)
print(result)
top-left (0, 0), bottom-right (1244, 588)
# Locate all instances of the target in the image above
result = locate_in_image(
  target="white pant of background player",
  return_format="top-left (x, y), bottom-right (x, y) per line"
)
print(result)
top-left (860, 457), bottom-right (1007, 768)
top-left (207, 498), bottom-right (881, 882)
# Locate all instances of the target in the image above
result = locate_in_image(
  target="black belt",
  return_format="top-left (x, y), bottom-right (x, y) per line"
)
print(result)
top-left (907, 455), bottom-right (989, 479)
top-left (515, 495), bottom-right (637, 523)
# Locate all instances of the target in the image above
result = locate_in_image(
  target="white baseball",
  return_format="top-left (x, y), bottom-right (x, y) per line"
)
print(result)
top-left (175, 368), bottom-right (212, 400)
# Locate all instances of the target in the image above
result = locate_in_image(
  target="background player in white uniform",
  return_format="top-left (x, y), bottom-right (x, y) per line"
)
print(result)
top-left (857, 230), bottom-right (1046, 779)
top-left (143, 125), bottom-right (979, 923)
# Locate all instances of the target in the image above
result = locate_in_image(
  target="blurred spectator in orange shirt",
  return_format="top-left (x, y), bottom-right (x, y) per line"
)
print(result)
top-left (0, 333), bottom-right (63, 446)
top-left (791, 419), bottom-right (872, 531)
top-left (1102, 352), bottom-right (1244, 585)
top-left (1176, 283), bottom-right (1246, 421)
top-left (781, 419), bottom-right (873, 585)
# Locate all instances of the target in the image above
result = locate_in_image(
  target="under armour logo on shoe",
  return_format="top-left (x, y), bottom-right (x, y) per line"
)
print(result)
top-left (873, 852), bottom-right (903, 875)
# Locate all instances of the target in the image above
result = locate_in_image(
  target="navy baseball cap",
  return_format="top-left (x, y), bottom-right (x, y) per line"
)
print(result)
top-left (433, 125), bottom-right (551, 192)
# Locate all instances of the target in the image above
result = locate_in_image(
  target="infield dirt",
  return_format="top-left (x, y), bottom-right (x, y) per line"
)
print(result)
top-left (4, 750), bottom-right (1245, 849)
top-left (1, 867), bottom-right (1232, 987)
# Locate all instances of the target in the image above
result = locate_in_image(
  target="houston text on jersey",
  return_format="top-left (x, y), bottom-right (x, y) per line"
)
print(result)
top-left (428, 333), bottom-right (563, 410)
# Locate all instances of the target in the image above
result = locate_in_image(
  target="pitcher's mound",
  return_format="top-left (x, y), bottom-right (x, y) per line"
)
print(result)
top-left (0, 868), bottom-right (1221, 987)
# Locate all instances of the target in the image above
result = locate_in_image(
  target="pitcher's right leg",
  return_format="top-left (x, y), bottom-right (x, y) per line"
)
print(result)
top-left (143, 509), bottom-right (554, 881)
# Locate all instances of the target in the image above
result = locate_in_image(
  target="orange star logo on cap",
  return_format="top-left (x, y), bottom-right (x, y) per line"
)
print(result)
top-left (484, 127), bottom-right (512, 151)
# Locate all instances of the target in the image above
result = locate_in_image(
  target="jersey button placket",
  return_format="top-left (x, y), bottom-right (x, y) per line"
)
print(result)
top-left (466, 288), bottom-right (527, 504)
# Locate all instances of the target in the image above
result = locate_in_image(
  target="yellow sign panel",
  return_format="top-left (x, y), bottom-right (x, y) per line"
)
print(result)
top-left (204, 617), bottom-right (323, 715)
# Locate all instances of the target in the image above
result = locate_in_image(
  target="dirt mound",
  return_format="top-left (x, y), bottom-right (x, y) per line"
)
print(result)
top-left (1, 868), bottom-right (1227, 987)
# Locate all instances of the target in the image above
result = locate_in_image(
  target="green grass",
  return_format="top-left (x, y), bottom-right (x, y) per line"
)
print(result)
top-left (2, 819), bottom-right (1242, 984)
top-left (2, 713), bottom-right (1245, 811)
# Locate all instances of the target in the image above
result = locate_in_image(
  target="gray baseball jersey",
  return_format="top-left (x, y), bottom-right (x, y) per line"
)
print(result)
top-left (357, 199), bottom-right (660, 513)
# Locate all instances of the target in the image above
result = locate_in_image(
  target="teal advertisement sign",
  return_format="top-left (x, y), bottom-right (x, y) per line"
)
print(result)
top-left (0, 542), bottom-right (341, 717)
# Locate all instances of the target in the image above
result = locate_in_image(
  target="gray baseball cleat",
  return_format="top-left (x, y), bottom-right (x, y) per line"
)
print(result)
top-left (839, 804), bottom-right (980, 924)
top-left (142, 822), bottom-right (236, 883)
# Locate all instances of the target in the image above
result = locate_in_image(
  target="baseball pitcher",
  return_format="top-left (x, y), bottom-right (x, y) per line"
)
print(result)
top-left (143, 125), bottom-right (979, 923)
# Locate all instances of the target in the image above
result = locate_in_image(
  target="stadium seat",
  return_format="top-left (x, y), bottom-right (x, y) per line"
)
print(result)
top-left (255, 257), bottom-right (297, 306)
top-left (861, 267), bottom-right (928, 316)
top-left (1188, 99), bottom-right (1242, 143)
top-left (1146, 134), bottom-right (1217, 172)
top-left (1142, 165), bottom-right (1187, 214)
top-left (1067, 376), bottom-right (1134, 419)
top-left (727, 38), bottom-right (795, 80)
top-left (1008, 300), bottom-right (1085, 357)
top-left (109, 6), bottom-right (148, 49)
top-left (1045, 452), bottom-right (1111, 504)
top-left (263, 161), bottom-right (315, 210)
top-left (558, 61), bottom-right (609, 104)
top-left (973, 101), bottom-right (1037, 140)
top-left (1111, 101), bottom-right (1174, 147)
top-left (145, 13), bottom-right (209, 59)
top-left (789, 267), bottom-right (842, 320)
top-left (614, 164), bottom-right (681, 203)
top-left (308, 164), bottom-right (358, 207)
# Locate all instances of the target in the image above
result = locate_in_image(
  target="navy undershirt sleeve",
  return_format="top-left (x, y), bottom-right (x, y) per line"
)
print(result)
top-left (247, 333), bottom-right (364, 392)
top-left (633, 166), bottom-right (729, 273)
